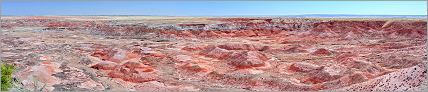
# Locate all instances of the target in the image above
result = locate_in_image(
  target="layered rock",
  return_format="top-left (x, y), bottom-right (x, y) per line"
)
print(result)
top-left (228, 51), bottom-right (270, 69)
top-left (288, 62), bottom-right (322, 72)
top-left (337, 62), bottom-right (427, 91)
top-left (217, 44), bottom-right (270, 51)
top-left (199, 45), bottom-right (234, 60)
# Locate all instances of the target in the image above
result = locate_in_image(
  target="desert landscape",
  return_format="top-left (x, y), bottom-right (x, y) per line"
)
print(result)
top-left (0, 16), bottom-right (427, 91)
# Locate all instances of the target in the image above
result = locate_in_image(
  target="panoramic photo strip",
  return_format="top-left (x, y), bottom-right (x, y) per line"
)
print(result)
top-left (1, 0), bottom-right (427, 91)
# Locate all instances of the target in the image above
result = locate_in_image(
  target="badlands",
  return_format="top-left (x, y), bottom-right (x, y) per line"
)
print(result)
top-left (1, 16), bottom-right (427, 91)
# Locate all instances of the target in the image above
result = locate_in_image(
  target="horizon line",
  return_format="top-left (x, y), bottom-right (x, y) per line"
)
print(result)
top-left (2, 14), bottom-right (427, 16)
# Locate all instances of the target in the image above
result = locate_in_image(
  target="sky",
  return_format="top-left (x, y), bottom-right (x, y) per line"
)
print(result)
top-left (2, 1), bottom-right (427, 16)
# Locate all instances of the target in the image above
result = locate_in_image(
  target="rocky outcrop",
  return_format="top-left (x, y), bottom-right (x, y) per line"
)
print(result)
top-left (199, 45), bottom-right (235, 60)
top-left (311, 48), bottom-right (333, 56)
top-left (228, 51), bottom-right (270, 69)
top-left (91, 60), bottom-right (157, 83)
top-left (337, 62), bottom-right (427, 91)
top-left (288, 62), bottom-right (322, 72)
top-left (217, 44), bottom-right (270, 51)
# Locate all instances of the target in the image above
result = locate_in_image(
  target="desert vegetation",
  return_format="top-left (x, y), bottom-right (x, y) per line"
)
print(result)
top-left (1, 63), bottom-right (15, 91)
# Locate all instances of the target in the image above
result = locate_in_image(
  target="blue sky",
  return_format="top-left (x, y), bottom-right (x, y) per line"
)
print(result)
top-left (2, 1), bottom-right (427, 16)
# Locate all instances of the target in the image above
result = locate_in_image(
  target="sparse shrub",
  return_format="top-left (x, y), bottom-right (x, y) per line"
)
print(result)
top-left (1, 63), bottom-right (15, 91)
